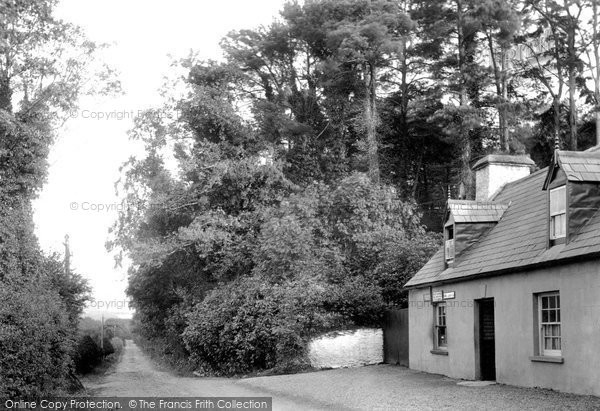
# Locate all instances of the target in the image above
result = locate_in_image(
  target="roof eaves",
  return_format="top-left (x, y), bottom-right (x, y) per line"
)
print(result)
top-left (542, 153), bottom-right (560, 190)
top-left (404, 251), bottom-right (600, 289)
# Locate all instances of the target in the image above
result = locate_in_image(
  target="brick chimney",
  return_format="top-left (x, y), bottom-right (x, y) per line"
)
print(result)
top-left (473, 154), bottom-right (535, 201)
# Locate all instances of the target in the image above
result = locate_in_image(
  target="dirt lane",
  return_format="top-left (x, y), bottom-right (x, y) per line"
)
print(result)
top-left (83, 341), bottom-right (334, 410)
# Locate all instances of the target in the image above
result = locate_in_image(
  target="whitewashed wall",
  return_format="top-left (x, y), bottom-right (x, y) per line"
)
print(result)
top-left (307, 328), bottom-right (383, 369)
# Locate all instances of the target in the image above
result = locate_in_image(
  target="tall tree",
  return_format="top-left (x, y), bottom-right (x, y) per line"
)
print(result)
top-left (581, 0), bottom-right (600, 145)
top-left (518, 0), bottom-right (585, 150)
top-left (475, 0), bottom-right (521, 152)
top-left (0, 0), bottom-right (102, 397)
top-left (428, 0), bottom-right (488, 197)
top-left (323, 0), bottom-right (414, 184)
top-left (563, 0), bottom-right (584, 150)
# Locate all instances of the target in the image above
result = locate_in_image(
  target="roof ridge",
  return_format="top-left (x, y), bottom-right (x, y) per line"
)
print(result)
top-left (448, 199), bottom-right (509, 206)
top-left (491, 167), bottom-right (547, 200)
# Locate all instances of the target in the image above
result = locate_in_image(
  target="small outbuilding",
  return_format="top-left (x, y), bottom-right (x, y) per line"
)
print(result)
top-left (405, 147), bottom-right (600, 396)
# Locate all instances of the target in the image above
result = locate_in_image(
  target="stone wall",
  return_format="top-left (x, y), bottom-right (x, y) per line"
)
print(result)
top-left (307, 328), bottom-right (383, 369)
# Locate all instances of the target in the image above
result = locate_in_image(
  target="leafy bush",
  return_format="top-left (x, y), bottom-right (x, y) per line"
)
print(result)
top-left (0, 280), bottom-right (74, 398)
top-left (127, 170), bottom-right (439, 375)
top-left (74, 335), bottom-right (103, 374)
top-left (371, 234), bottom-right (442, 307)
top-left (110, 337), bottom-right (124, 354)
top-left (101, 337), bottom-right (115, 356)
top-left (183, 277), bottom-right (342, 375)
top-left (177, 175), bottom-right (439, 375)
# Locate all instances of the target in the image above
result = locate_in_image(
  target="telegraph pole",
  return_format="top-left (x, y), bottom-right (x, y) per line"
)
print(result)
top-left (63, 234), bottom-right (71, 277)
top-left (101, 313), bottom-right (104, 353)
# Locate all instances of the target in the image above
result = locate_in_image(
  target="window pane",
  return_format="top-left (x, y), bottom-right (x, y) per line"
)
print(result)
top-left (445, 240), bottom-right (455, 260)
top-left (434, 304), bottom-right (448, 349)
top-left (539, 293), bottom-right (561, 355)
top-left (552, 338), bottom-right (561, 350)
top-left (550, 187), bottom-right (566, 214)
top-left (551, 214), bottom-right (566, 238)
top-left (438, 326), bottom-right (446, 347)
top-left (550, 187), bottom-right (566, 239)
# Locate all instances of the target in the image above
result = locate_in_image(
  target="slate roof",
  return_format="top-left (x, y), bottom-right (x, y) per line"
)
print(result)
top-left (551, 150), bottom-right (600, 184)
top-left (406, 153), bottom-right (600, 288)
top-left (447, 199), bottom-right (508, 223)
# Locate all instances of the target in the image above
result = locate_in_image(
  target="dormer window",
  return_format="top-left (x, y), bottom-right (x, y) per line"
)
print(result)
top-left (549, 186), bottom-right (566, 240)
top-left (445, 226), bottom-right (455, 261)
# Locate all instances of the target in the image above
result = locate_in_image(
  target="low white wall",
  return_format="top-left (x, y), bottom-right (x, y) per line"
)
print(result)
top-left (307, 328), bottom-right (383, 369)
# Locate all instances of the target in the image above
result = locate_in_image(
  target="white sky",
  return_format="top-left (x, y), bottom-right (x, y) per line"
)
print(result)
top-left (33, 0), bottom-right (287, 319)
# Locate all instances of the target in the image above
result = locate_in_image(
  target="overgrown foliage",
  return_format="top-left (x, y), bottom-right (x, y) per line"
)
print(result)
top-left (0, 279), bottom-right (74, 398)
top-left (113, 0), bottom-right (600, 376)
top-left (0, 0), bottom-right (112, 398)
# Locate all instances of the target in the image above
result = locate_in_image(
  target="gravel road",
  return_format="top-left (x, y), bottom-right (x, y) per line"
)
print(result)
top-left (84, 341), bottom-right (600, 410)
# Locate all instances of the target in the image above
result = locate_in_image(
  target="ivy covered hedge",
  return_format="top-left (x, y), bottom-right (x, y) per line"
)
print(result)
top-left (0, 280), bottom-right (75, 398)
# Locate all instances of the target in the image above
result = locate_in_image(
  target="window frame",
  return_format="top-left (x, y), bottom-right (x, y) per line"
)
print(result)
top-left (549, 186), bottom-right (566, 240)
top-left (434, 302), bottom-right (448, 350)
top-left (538, 292), bottom-right (561, 357)
top-left (445, 225), bottom-right (455, 262)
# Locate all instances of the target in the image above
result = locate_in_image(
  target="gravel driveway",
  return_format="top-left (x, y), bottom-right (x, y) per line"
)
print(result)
top-left (239, 365), bottom-right (600, 410)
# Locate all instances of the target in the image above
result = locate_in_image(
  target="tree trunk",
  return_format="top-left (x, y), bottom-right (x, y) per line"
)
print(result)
top-left (593, 0), bottom-right (600, 146)
top-left (457, 0), bottom-right (473, 196)
top-left (487, 32), bottom-right (510, 153)
top-left (567, 20), bottom-right (577, 150)
top-left (568, 70), bottom-right (577, 150)
top-left (501, 51), bottom-right (510, 152)
top-left (0, 76), bottom-right (12, 112)
top-left (554, 95), bottom-right (561, 149)
top-left (364, 62), bottom-right (380, 185)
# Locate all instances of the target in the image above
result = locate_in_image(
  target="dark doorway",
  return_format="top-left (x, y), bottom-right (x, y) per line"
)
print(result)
top-left (478, 298), bottom-right (496, 380)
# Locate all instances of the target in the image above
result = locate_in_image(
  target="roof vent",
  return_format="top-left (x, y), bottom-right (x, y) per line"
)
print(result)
top-left (473, 154), bottom-right (535, 201)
